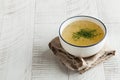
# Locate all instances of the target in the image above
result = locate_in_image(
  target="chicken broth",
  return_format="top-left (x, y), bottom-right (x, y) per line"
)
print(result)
top-left (62, 20), bottom-right (104, 46)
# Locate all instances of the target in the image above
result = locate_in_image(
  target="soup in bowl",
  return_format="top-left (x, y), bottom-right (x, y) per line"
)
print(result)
top-left (59, 16), bottom-right (107, 57)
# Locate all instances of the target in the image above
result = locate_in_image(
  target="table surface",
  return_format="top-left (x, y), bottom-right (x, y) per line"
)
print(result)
top-left (0, 0), bottom-right (120, 80)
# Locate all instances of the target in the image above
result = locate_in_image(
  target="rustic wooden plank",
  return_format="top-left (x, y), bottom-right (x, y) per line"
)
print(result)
top-left (0, 0), bottom-right (35, 80)
top-left (97, 0), bottom-right (120, 23)
top-left (103, 23), bottom-right (120, 80)
top-left (96, 0), bottom-right (120, 79)
top-left (32, 0), bottom-right (68, 80)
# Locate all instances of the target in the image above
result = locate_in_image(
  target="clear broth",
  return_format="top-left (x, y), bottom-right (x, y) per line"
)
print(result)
top-left (62, 20), bottom-right (104, 46)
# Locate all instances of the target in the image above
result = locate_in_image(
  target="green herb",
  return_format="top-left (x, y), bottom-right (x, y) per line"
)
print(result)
top-left (72, 28), bottom-right (99, 40)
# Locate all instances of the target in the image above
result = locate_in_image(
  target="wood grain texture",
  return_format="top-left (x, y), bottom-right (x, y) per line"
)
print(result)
top-left (96, 0), bottom-right (120, 23)
top-left (96, 0), bottom-right (120, 80)
top-left (103, 23), bottom-right (120, 80)
top-left (0, 0), bottom-right (35, 80)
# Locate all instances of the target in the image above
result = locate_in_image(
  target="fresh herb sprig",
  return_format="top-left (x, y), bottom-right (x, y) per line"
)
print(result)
top-left (72, 28), bottom-right (99, 40)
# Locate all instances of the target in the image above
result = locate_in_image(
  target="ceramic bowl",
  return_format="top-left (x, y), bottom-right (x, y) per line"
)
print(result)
top-left (59, 16), bottom-right (107, 57)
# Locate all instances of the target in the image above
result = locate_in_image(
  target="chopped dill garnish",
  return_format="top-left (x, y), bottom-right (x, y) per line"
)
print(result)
top-left (72, 28), bottom-right (100, 40)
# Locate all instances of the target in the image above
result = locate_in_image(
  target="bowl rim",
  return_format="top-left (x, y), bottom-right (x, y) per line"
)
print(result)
top-left (59, 15), bottom-right (107, 47)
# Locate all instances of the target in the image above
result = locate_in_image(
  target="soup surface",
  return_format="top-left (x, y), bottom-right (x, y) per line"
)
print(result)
top-left (62, 20), bottom-right (104, 46)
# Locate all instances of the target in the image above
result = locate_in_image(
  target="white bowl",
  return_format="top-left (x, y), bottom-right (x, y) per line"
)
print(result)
top-left (59, 16), bottom-right (107, 57)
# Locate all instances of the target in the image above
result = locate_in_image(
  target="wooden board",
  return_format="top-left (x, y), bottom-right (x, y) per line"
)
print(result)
top-left (0, 0), bottom-right (35, 80)
top-left (96, 0), bottom-right (120, 80)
